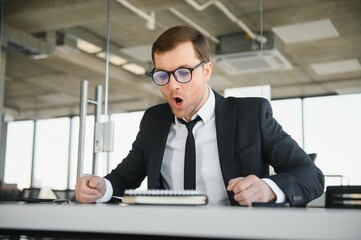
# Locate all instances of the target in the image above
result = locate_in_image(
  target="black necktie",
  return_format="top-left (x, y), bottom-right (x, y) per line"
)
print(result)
top-left (178, 116), bottom-right (201, 190)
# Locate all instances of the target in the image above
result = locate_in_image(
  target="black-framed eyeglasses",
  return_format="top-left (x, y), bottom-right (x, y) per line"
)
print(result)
top-left (149, 61), bottom-right (205, 86)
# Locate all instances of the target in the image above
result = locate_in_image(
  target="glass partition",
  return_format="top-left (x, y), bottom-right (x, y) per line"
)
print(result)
top-left (1, 0), bottom-right (361, 191)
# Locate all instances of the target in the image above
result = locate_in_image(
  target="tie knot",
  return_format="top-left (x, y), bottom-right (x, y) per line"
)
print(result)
top-left (179, 116), bottom-right (202, 131)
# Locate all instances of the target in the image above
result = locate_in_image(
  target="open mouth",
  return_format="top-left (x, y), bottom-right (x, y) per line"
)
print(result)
top-left (175, 97), bottom-right (183, 104)
top-left (172, 96), bottom-right (184, 109)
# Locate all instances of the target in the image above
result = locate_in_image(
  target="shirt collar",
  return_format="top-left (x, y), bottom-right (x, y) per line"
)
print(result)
top-left (197, 86), bottom-right (215, 124)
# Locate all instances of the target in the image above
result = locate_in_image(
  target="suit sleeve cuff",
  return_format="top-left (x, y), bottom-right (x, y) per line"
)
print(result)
top-left (96, 178), bottom-right (113, 203)
top-left (262, 178), bottom-right (286, 203)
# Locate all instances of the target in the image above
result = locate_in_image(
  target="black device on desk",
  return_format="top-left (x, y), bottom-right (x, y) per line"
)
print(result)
top-left (252, 202), bottom-right (290, 208)
top-left (326, 185), bottom-right (361, 209)
top-left (14, 187), bottom-right (73, 204)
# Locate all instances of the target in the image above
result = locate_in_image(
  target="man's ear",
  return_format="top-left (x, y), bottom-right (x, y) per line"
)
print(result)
top-left (204, 61), bottom-right (213, 82)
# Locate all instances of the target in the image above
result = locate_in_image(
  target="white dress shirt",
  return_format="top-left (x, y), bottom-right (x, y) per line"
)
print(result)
top-left (99, 87), bottom-right (285, 204)
top-left (160, 87), bottom-right (229, 205)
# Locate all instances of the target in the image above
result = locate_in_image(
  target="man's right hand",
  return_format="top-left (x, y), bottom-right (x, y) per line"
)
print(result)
top-left (75, 175), bottom-right (106, 203)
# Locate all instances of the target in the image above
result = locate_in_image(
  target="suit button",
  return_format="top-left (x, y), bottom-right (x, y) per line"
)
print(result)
top-left (292, 195), bottom-right (302, 202)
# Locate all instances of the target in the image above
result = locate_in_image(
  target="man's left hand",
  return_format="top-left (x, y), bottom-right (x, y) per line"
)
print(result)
top-left (227, 175), bottom-right (277, 206)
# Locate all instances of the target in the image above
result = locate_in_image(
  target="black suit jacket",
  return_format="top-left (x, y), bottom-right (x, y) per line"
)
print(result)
top-left (105, 91), bottom-right (324, 206)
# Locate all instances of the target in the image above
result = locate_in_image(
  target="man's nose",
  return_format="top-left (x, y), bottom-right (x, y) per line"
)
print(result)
top-left (167, 73), bottom-right (180, 89)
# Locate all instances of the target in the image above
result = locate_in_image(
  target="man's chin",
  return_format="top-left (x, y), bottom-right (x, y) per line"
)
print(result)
top-left (170, 108), bottom-right (186, 119)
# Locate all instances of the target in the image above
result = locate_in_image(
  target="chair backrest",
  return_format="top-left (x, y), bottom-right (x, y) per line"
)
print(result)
top-left (0, 187), bottom-right (20, 201)
top-left (52, 189), bottom-right (75, 200)
top-left (308, 153), bottom-right (317, 162)
top-left (325, 185), bottom-right (361, 209)
top-left (20, 187), bottom-right (41, 199)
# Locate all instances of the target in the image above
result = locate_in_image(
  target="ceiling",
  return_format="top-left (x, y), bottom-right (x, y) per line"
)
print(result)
top-left (1, 0), bottom-right (361, 121)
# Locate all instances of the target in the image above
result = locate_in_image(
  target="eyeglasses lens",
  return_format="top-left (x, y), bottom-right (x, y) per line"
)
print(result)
top-left (153, 71), bottom-right (169, 85)
top-left (174, 69), bottom-right (191, 83)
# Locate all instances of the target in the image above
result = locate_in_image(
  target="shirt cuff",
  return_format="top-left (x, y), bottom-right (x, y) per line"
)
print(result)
top-left (96, 178), bottom-right (113, 203)
top-left (262, 178), bottom-right (286, 203)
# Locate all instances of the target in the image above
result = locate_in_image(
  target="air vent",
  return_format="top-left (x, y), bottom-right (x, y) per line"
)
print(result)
top-left (213, 49), bottom-right (292, 75)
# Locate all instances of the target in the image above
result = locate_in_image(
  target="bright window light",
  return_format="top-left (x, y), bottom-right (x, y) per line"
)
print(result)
top-left (303, 94), bottom-right (361, 186)
top-left (271, 99), bottom-right (303, 146)
top-left (109, 111), bottom-right (147, 189)
top-left (224, 85), bottom-right (271, 101)
top-left (33, 118), bottom-right (70, 189)
top-left (4, 121), bottom-right (34, 189)
top-left (4, 96), bottom-right (361, 191)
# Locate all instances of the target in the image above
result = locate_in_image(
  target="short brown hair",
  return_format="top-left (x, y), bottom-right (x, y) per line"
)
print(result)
top-left (151, 25), bottom-right (210, 64)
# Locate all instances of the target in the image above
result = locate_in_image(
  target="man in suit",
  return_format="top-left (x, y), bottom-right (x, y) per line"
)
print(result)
top-left (75, 26), bottom-right (324, 206)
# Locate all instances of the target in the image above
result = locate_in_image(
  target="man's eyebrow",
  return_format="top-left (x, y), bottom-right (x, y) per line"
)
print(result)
top-left (155, 64), bottom-right (190, 71)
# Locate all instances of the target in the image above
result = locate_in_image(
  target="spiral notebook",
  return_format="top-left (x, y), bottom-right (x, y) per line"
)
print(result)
top-left (121, 189), bottom-right (208, 206)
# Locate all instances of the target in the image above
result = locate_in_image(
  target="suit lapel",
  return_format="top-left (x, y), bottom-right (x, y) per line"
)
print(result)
top-left (214, 92), bottom-right (239, 204)
top-left (214, 92), bottom-right (237, 185)
top-left (147, 106), bottom-right (174, 189)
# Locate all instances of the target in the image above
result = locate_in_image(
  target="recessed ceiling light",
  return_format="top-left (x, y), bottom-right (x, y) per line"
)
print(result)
top-left (310, 59), bottom-right (361, 75)
top-left (76, 39), bottom-right (102, 54)
top-left (122, 63), bottom-right (146, 75)
top-left (96, 52), bottom-right (128, 66)
top-left (272, 19), bottom-right (339, 44)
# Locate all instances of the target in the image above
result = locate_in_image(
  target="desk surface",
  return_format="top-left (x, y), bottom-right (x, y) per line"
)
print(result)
top-left (0, 203), bottom-right (360, 240)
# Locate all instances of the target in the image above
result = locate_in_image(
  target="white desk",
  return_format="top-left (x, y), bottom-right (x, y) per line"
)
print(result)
top-left (0, 203), bottom-right (360, 239)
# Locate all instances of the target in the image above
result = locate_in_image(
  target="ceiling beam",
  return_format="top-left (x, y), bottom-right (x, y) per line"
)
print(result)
top-left (2, 24), bottom-right (55, 59)
top-left (53, 48), bottom-right (162, 100)
top-left (4, 0), bottom-right (108, 33)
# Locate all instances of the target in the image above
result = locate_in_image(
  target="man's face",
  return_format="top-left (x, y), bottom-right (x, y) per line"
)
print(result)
top-left (154, 41), bottom-right (213, 121)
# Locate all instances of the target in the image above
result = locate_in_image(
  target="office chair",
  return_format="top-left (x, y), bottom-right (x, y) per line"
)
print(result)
top-left (325, 185), bottom-right (361, 209)
top-left (52, 189), bottom-right (75, 201)
top-left (308, 153), bottom-right (317, 162)
top-left (0, 187), bottom-right (20, 201)
top-left (14, 187), bottom-right (56, 203)
top-left (19, 187), bottom-right (41, 199)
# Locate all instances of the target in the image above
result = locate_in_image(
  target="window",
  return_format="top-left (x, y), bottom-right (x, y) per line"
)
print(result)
top-left (32, 118), bottom-right (70, 189)
top-left (271, 98), bottom-right (303, 147)
top-left (303, 94), bottom-right (361, 186)
top-left (109, 111), bottom-right (146, 188)
top-left (4, 94), bottom-right (361, 190)
top-left (271, 94), bottom-right (361, 187)
top-left (4, 121), bottom-right (34, 189)
top-left (109, 111), bottom-right (144, 169)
